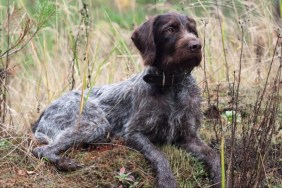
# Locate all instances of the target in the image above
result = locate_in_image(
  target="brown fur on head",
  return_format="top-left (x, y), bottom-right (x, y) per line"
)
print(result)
top-left (131, 16), bottom-right (157, 66)
top-left (131, 12), bottom-right (202, 74)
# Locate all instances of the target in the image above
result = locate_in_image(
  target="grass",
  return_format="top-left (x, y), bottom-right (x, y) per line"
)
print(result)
top-left (0, 0), bottom-right (281, 187)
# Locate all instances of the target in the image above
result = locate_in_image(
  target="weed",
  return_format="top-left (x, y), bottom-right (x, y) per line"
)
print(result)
top-left (115, 166), bottom-right (139, 187)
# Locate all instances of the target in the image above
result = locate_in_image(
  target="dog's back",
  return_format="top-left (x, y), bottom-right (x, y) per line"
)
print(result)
top-left (32, 74), bottom-right (139, 144)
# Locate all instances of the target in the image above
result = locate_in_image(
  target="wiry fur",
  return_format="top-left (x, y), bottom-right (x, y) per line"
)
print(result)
top-left (32, 12), bottom-right (221, 187)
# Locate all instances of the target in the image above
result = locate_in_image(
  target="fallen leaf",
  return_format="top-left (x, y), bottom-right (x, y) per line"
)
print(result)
top-left (26, 171), bottom-right (36, 175)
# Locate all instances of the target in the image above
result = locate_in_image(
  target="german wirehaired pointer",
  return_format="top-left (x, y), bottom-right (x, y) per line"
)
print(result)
top-left (32, 12), bottom-right (221, 187)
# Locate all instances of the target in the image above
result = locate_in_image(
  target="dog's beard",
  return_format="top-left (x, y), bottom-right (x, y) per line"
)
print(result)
top-left (158, 51), bottom-right (202, 74)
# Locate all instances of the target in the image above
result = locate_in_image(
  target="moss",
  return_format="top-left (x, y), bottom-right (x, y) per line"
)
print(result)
top-left (161, 145), bottom-right (210, 188)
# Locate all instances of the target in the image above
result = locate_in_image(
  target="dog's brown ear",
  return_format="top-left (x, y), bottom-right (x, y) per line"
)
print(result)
top-left (131, 16), bottom-right (156, 66)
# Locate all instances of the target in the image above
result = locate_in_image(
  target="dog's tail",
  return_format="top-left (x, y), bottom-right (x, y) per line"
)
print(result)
top-left (31, 111), bottom-right (45, 133)
top-left (31, 111), bottom-right (53, 144)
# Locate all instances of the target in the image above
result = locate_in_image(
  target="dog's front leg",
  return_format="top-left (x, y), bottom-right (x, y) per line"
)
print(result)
top-left (127, 132), bottom-right (177, 188)
top-left (178, 134), bottom-right (221, 187)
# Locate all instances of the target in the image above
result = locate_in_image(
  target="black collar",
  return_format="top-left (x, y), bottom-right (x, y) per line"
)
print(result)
top-left (143, 67), bottom-right (192, 86)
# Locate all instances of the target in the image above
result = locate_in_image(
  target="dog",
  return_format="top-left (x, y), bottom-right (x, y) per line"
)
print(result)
top-left (32, 12), bottom-right (221, 187)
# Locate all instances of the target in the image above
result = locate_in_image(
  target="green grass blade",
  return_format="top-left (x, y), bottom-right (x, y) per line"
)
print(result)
top-left (221, 137), bottom-right (226, 188)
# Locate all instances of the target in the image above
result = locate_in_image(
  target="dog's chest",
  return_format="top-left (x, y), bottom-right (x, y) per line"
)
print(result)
top-left (139, 88), bottom-right (195, 143)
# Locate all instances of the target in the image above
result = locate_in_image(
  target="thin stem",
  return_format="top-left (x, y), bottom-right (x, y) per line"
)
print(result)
top-left (2, 0), bottom-right (10, 123)
top-left (228, 22), bottom-right (244, 188)
top-left (203, 20), bottom-right (211, 107)
top-left (0, 11), bottom-right (55, 59)
top-left (215, 0), bottom-right (231, 92)
top-left (253, 36), bottom-right (280, 125)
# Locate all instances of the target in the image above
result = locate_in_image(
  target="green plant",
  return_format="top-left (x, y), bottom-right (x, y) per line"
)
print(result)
top-left (0, 139), bottom-right (10, 148)
top-left (114, 167), bottom-right (139, 187)
top-left (0, 0), bottom-right (56, 59)
top-left (221, 137), bottom-right (226, 188)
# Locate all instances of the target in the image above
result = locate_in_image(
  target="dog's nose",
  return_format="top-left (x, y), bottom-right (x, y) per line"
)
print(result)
top-left (188, 40), bottom-right (202, 52)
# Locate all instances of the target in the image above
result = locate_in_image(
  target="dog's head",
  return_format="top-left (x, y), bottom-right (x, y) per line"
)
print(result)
top-left (131, 12), bottom-right (202, 74)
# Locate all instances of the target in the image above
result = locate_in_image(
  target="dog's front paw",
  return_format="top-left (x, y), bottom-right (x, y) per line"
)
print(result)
top-left (210, 171), bottom-right (221, 188)
top-left (56, 158), bottom-right (84, 171)
top-left (32, 146), bottom-right (48, 159)
top-left (156, 174), bottom-right (177, 188)
top-left (209, 159), bottom-right (221, 188)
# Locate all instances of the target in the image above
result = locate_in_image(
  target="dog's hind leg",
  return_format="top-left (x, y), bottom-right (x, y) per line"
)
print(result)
top-left (33, 116), bottom-right (111, 171)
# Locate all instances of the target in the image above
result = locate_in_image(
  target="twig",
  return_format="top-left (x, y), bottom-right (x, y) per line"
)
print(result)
top-left (0, 11), bottom-right (55, 59)
top-left (202, 20), bottom-right (211, 107)
top-left (227, 21), bottom-right (244, 188)
top-left (2, 0), bottom-right (10, 123)
top-left (68, 4), bottom-right (87, 90)
top-left (81, 2), bottom-right (91, 88)
top-left (215, 0), bottom-right (231, 92)
top-left (252, 35), bottom-right (281, 125)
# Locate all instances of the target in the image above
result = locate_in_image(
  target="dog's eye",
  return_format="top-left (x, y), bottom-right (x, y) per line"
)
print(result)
top-left (188, 27), bottom-right (198, 36)
top-left (164, 27), bottom-right (176, 34)
top-left (191, 29), bottom-right (198, 37)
